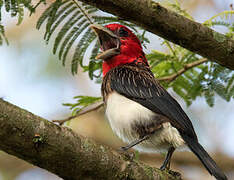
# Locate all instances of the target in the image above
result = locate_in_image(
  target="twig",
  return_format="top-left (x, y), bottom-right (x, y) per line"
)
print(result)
top-left (72, 0), bottom-right (93, 24)
top-left (52, 115), bottom-right (76, 125)
top-left (78, 100), bottom-right (103, 115)
top-left (52, 101), bottom-right (104, 125)
top-left (157, 58), bottom-right (208, 82)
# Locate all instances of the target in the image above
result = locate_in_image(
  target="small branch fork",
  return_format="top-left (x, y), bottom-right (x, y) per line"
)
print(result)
top-left (157, 58), bottom-right (208, 82)
top-left (72, 0), bottom-right (93, 24)
top-left (52, 101), bottom-right (103, 125)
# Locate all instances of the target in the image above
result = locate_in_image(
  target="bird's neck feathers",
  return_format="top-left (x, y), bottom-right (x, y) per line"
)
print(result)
top-left (102, 41), bottom-right (149, 76)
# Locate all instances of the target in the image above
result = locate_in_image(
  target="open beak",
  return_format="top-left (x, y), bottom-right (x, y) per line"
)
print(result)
top-left (90, 24), bottom-right (120, 60)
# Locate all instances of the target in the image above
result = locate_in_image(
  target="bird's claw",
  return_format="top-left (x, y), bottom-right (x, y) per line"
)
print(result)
top-left (119, 146), bottom-right (129, 152)
top-left (160, 165), bottom-right (167, 171)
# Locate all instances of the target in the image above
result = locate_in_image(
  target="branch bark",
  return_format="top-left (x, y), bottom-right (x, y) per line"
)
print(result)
top-left (0, 99), bottom-right (182, 180)
top-left (78, 0), bottom-right (234, 69)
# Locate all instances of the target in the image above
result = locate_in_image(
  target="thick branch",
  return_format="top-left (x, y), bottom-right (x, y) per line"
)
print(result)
top-left (157, 58), bottom-right (208, 82)
top-left (0, 99), bottom-right (181, 180)
top-left (78, 0), bottom-right (234, 69)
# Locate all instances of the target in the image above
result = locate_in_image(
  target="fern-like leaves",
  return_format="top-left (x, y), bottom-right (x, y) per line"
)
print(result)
top-left (63, 95), bottom-right (102, 115)
top-left (37, 0), bottom-right (96, 75)
top-left (0, 24), bottom-right (8, 45)
top-left (146, 2), bottom-right (234, 107)
top-left (148, 42), bottom-right (234, 107)
top-left (0, 0), bottom-right (41, 25)
top-left (0, 0), bottom-right (45, 45)
top-left (203, 10), bottom-right (234, 27)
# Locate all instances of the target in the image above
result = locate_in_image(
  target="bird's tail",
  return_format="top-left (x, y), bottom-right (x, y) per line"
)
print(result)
top-left (182, 135), bottom-right (227, 180)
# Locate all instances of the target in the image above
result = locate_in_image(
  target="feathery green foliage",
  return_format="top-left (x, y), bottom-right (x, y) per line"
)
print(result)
top-left (63, 95), bottom-right (102, 115)
top-left (165, 0), bottom-right (194, 20)
top-left (203, 10), bottom-right (234, 27)
top-left (148, 45), bottom-right (234, 106)
top-left (0, 0), bottom-right (44, 44)
top-left (0, 24), bottom-right (8, 45)
top-left (146, 3), bottom-right (234, 106)
top-left (203, 10), bottom-right (234, 40)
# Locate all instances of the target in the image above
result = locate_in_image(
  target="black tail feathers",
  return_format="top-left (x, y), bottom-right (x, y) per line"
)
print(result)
top-left (182, 135), bottom-right (227, 180)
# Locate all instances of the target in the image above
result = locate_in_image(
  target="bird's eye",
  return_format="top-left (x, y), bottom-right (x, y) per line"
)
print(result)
top-left (119, 27), bottom-right (128, 37)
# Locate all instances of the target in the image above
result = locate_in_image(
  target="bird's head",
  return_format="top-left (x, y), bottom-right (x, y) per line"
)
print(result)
top-left (91, 24), bottom-right (148, 76)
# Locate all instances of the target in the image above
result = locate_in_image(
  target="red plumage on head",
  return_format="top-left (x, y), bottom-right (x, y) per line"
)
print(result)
top-left (102, 24), bottom-right (149, 76)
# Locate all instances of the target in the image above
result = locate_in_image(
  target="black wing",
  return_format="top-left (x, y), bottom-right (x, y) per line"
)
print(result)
top-left (108, 64), bottom-right (197, 140)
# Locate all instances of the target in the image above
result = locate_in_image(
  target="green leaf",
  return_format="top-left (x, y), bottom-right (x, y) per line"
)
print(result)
top-left (71, 29), bottom-right (96, 74)
top-left (44, 0), bottom-right (63, 42)
top-left (0, 0), bottom-right (36, 33)
top-left (61, 21), bottom-right (89, 65)
top-left (4, 0), bottom-right (10, 12)
top-left (203, 10), bottom-right (234, 27)
top-left (53, 10), bottom-right (83, 54)
top-left (63, 95), bottom-right (102, 115)
top-left (0, 24), bottom-right (8, 45)
top-left (45, 2), bottom-right (76, 42)
top-left (36, 4), bottom-right (53, 29)
top-left (226, 75), bottom-right (234, 98)
top-left (204, 89), bottom-right (215, 107)
top-left (16, 4), bottom-right (24, 25)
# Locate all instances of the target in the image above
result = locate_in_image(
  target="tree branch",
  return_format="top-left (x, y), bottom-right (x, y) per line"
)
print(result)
top-left (157, 58), bottom-right (208, 82)
top-left (78, 0), bottom-right (234, 69)
top-left (0, 99), bottom-right (182, 180)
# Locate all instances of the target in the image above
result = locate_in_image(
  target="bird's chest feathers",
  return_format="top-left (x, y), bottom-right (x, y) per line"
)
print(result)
top-left (105, 92), bottom-right (185, 152)
top-left (106, 92), bottom-right (155, 134)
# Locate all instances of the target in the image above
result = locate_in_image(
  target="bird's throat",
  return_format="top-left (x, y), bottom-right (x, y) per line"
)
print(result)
top-left (102, 54), bottom-right (148, 76)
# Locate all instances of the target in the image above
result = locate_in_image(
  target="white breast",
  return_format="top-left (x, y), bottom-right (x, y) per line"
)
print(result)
top-left (105, 92), bottom-right (185, 152)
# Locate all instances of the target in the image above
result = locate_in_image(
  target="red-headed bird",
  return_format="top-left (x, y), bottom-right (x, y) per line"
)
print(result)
top-left (91, 24), bottom-right (227, 180)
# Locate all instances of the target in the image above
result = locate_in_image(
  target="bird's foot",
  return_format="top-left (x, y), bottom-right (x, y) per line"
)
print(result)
top-left (117, 147), bottom-right (135, 161)
top-left (119, 146), bottom-right (130, 152)
top-left (160, 164), bottom-right (169, 171)
top-left (167, 170), bottom-right (181, 178)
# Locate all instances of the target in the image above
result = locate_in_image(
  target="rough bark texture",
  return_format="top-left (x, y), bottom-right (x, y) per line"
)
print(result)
top-left (0, 99), bottom-right (182, 180)
top-left (79, 0), bottom-right (234, 69)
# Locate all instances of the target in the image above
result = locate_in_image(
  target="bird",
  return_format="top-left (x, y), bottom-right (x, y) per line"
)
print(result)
top-left (90, 23), bottom-right (227, 180)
